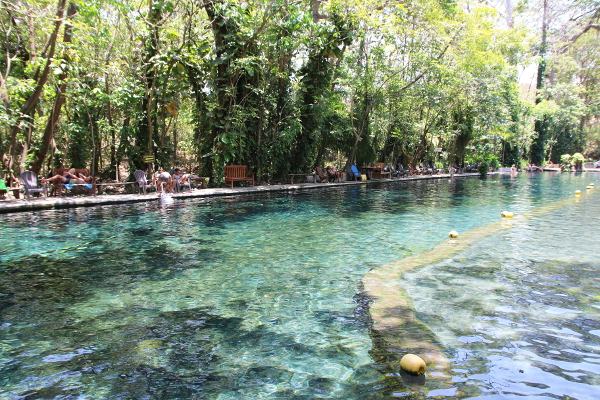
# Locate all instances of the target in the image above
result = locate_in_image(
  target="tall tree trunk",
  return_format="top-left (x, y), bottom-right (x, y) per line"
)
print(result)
top-left (344, 93), bottom-right (372, 171)
top-left (505, 0), bottom-right (513, 27)
top-left (92, 118), bottom-right (100, 175)
top-left (344, 38), bottom-right (368, 171)
top-left (2, 0), bottom-right (68, 175)
top-left (173, 119), bottom-right (178, 161)
top-left (105, 77), bottom-right (118, 180)
top-left (19, 110), bottom-right (35, 173)
top-left (530, 0), bottom-right (548, 166)
top-left (103, 16), bottom-right (120, 180)
top-left (30, 3), bottom-right (77, 174)
top-left (203, 0), bottom-right (234, 181)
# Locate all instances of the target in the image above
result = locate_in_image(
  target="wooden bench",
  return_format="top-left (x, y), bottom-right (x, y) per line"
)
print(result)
top-left (224, 165), bottom-right (254, 188)
top-left (373, 163), bottom-right (392, 179)
top-left (52, 168), bottom-right (97, 196)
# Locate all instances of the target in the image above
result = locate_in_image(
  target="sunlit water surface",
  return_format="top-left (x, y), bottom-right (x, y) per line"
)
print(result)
top-left (1, 173), bottom-right (599, 399)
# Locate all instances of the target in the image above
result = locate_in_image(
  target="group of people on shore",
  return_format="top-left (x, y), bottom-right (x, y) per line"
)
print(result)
top-left (153, 168), bottom-right (192, 194)
top-left (40, 167), bottom-right (195, 195)
top-left (509, 164), bottom-right (544, 175)
top-left (526, 164), bottom-right (544, 172)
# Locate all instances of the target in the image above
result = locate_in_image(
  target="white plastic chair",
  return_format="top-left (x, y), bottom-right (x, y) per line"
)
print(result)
top-left (175, 178), bottom-right (191, 193)
top-left (134, 170), bottom-right (157, 194)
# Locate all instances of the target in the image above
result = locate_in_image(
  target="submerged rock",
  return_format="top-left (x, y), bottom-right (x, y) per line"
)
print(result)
top-left (131, 227), bottom-right (154, 236)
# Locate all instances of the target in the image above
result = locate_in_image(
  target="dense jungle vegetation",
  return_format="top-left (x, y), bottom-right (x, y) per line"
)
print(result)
top-left (1, 0), bottom-right (599, 185)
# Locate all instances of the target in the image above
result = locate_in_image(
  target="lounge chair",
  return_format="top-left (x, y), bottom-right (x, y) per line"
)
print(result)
top-left (421, 163), bottom-right (432, 175)
top-left (348, 165), bottom-right (361, 181)
top-left (393, 165), bottom-right (409, 178)
top-left (134, 170), bottom-right (157, 194)
top-left (20, 171), bottom-right (47, 199)
top-left (315, 167), bottom-right (329, 183)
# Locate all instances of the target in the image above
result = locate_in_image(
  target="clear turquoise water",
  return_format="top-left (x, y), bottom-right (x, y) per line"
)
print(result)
top-left (0, 173), bottom-right (599, 399)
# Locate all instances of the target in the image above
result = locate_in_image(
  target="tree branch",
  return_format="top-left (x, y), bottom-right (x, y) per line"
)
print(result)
top-left (560, 23), bottom-right (600, 53)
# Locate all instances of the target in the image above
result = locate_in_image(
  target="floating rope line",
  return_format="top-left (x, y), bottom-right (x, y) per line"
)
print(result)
top-left (362, 189), bottom-right (598, 375)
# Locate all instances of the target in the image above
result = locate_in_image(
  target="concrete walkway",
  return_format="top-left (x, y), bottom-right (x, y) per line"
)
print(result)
top-left (1, 173), bottom-right (478, 214)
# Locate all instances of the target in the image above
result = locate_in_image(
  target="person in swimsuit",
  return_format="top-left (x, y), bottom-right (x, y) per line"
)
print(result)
top-left (172, 168), bottom-right (189, 183)
top-left (326, 166), bottom-right (338, 182)
top-left (41, 168), bottom-right (91, 185)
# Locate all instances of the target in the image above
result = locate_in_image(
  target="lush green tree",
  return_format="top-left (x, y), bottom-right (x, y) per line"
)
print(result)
top-left (1, 0), bottom-right (72, 180)
top-left (524, 0), bottom-right (600, 164)
top-left (2, 0), bottom-right (598, 186)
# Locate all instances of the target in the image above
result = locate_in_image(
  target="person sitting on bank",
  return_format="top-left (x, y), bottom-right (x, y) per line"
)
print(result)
top-left (41, 168), bottom-right (91, 185)
top-left (172, 168), bottom-right (191, 184)
top-left (326, 166), bottom-right (338, 183)
top-left (172, 168), bottom-right (194, 191)
top-left (531, 164), bottom-right (542, 172)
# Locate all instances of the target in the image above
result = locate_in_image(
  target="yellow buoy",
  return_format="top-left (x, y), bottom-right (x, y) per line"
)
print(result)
top-left (587, 186), bottom-right (592, 190)
top-left (575, 190), bottom-right (581, 196)
top-left (400, 354), bottom-right (426, 376)
top-left (448, 231), bottom-right (459, 238)
top-left (501, 211), bottom-right (514, 218)
top-left (590, 183), bottom-right (595, 187)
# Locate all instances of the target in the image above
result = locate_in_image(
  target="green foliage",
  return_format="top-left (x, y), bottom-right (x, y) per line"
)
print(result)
top-left (466, 142), bottom-right (500, 177)
top-left (1, 0), bottom-right (597, 183)
top-left (502, 141), bottom-right (521, 167)
top-left (560, 152), bottom-right (585, 171)
top-left (560, 153), bottom-right (586, 171)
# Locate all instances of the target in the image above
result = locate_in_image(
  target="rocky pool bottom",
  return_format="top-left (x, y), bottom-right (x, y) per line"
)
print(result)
top-left (1, 173), bottom-right (599, 399)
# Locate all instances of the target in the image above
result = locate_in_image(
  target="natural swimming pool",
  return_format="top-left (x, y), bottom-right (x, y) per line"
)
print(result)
top-left (1, 173), bottom-right (599, 399)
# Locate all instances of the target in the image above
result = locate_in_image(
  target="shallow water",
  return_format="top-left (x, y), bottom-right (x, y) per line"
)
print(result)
top-left (0, 173), bottom-right (599, 399)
